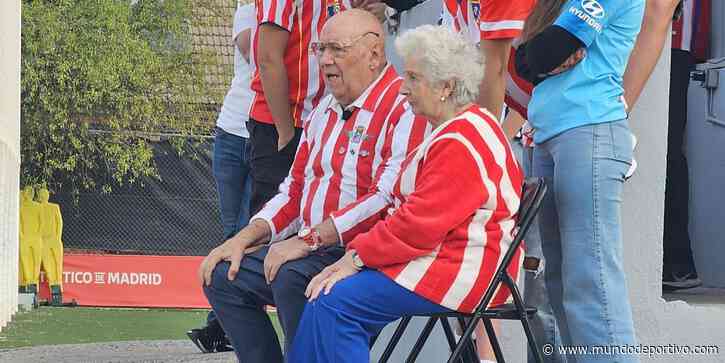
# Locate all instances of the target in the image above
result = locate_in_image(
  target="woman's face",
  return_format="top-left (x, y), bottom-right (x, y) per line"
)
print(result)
top-left (400, 57), bottom-right (441, 120)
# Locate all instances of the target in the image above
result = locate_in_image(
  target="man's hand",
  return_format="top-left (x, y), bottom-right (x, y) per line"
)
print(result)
top-left (277, 127), bottom-right (296, 151)
top-left (198, 237), bottom-right (251, 287)
top-left (305, 250), bottom-right (360, 301)
top-left (263, 237), bottom-right (310, 283)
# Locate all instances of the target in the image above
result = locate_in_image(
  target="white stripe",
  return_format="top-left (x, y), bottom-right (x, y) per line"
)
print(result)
top-left (681, 0), bottom-right (694, 52)
top-left (505, 75), bottom-right (531, 113)
top-left (394, 245), bottom-right (441, 291)
top-left (338, 110), bottom-right (373, 210)
top-left (465, 110), bottom-right (520, 214)
top-left (440, 208), bottom-right (493, 309)
top-left (480, 20), bottom-right (525, 32)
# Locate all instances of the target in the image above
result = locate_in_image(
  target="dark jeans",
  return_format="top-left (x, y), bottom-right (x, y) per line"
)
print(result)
top-left (663, 49), bottom-right (697, 278)
top-left (204, 246), bottom-right (344, 363)
top-left (212, 127), bottom-right (253, 240)
top-left (248, 119), bottom-right (302, 215)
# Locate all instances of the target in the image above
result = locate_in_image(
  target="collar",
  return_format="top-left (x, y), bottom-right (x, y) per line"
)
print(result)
top-left (326, 64), bottom-right (397, 117)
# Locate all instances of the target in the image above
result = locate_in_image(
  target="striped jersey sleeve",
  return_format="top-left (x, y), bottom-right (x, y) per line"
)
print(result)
top-left (257, 0), bottom-right (296, 32)
top-left (480, 0), bottom-right (534, 40)
top-left (330, 99), bottom-right (429, 244)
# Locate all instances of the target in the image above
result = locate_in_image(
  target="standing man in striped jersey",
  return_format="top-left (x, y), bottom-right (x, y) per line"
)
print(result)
top-left (199, 10), bottom-right (429, 363)
top-left (246, 0), bottom-right (351, 216)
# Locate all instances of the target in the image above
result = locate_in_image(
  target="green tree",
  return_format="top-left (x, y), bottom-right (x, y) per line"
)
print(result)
top-left (21, 0), bottom-right (227, 193)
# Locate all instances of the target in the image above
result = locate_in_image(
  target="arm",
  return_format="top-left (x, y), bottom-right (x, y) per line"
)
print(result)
top-left (322, 103), bottom-right (425, 245)
top-left (252, 126), bottom-right (311, 242)
top-left (623, 0), bottom-right (680, 109)
top-left (235, 28), bottom-right (252, 63)
top-left (257, 23), bottom-right (296, 150)
top-left (347, 135), bottom-right (494, 268)
top-left (479, 38), bottom-right (513, 119)
top-left (502, 108), bottom-right (526, 140)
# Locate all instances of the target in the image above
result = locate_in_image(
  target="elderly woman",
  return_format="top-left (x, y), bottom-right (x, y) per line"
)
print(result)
top-left (287, 25), bottom-right (524, 363)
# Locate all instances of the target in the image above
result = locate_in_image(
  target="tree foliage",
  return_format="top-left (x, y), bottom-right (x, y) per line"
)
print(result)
top-left (21, 0), bottom-right (225, 193)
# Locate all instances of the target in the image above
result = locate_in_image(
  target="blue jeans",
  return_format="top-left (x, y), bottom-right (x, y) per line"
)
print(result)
top-left (532, 120), bottom-right (638, 363)
top-left (212, 127), bottom-right (253, 239)
top-left (512, 141), bottom-right (566, 363)
top-left (288, 270), bottom-right (451, 363)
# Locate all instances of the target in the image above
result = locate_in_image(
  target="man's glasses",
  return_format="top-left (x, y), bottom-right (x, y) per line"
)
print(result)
top-left (309, 32), bottom-right (379, 59)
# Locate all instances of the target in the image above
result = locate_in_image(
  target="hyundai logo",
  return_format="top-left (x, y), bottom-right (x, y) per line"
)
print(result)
top-left (581, 0), bottom-right (605, 19)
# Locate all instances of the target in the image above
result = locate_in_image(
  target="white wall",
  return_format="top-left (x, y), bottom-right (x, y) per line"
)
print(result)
top-left (0, 0), bottom-right (21, 331)
top-left (373, 37), bottom-right (725, 363)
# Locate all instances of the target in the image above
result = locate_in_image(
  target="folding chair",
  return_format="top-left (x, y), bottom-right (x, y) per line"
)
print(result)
top-left (376, 177), bottom-right (547, 363)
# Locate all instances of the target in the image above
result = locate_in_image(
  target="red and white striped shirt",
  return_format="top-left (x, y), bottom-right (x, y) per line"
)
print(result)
top-left (504, 42), bottom-right (535, 147)
top-left (441, 0), bottom-right (534, 44)
top-left (253, 65), bottom-right (431, 243)
top-left (249, 0), bottom-right (351, 127)
top-left (348, 105), bottom-right (524, 313)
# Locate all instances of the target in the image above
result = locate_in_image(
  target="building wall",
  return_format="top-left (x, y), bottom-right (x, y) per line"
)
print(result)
top-left (373, 37), bottom-right (725, 363)
top-left (0, 0), bottom-right (21, 331)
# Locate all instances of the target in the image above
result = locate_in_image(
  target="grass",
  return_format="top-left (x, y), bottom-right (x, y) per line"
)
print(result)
top-left (0, 307), bottom-right (281, 349)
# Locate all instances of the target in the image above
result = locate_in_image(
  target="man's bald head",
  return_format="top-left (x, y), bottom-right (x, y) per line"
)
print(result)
top-left (322, 9), bottom-right (385, 48)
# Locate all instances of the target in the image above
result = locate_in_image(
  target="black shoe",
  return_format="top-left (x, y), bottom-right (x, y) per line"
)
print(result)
top-left (187, 326), bottom-right (234, 353)
top-left (663, 271), bottom-right (702, 291)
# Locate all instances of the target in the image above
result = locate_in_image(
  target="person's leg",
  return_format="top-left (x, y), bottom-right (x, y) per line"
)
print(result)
top-left (663, 49), bottom-right (699, 288)
top-left (288, 270), bottom-right (451, 363)
top-left (532, 142), bottom-right (571, 363)
top-left (248, 119), bottom-right (302, 215)
top-left (270, 247), bottom-right (345, 355)
top-left (212, 127), bottom-right (247, 240)
top-left (203, 247), bottom-right (283, 363)
top-left (519, 143), bottom-right (565, 363)
top-left (549, 120), bottom-right (638, 362)
top-left (235, 136), bottom-right (254, 231)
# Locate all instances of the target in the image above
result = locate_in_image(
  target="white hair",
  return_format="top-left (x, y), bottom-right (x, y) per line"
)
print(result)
top-left (395, 25), bottom-right (485, 106)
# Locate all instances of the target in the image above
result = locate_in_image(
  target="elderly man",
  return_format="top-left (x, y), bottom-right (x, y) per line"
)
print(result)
top-left (199, 9), bottom-right (428, 363)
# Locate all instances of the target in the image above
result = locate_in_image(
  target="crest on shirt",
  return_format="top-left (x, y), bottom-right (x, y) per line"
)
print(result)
top-left (348, 126), bottom-right (369, 144)
top-left (471, 0), bottom-right (481, 20)
top-left (327, 0), bottom-right (342, 17)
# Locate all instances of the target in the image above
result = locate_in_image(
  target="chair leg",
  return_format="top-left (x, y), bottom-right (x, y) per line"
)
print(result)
top-left (482, 318), bottom-right (506, 363)
top-left (505, 274), bottom-right (544, 363)
top-left (447, 317), bottom-right (479, 363)
top-left (405, 317), bottom-right (438, 363)
top-left (440, 318), bottom-right (469, 363)
top-left (379, 316), bottom-right (412, 363)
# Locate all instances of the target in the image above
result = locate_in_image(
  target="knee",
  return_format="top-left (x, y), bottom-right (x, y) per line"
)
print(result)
top-left (203, 262), bottom-right (234, 300)
top-left (270, 264), bottom-right (306, 298)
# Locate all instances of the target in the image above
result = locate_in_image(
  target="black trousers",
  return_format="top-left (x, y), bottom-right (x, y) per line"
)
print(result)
top-left (663, 49), bottom-right (697, 278)
top-left (248, 119), bottom-right (303, 216)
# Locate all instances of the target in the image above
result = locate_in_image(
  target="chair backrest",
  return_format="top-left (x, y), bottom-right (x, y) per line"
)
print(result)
top-left (474, 177), bottom-right (547, 312)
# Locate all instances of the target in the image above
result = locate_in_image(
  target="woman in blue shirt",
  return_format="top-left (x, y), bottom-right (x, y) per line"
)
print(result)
top-left (516, 1), bottom-right (645, 362)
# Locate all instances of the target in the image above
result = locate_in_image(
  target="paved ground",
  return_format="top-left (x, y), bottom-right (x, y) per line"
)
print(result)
top-left (0, 340), bottom-right (236, 363)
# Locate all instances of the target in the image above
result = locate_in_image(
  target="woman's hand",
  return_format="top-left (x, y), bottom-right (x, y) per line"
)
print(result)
top-left (547, 48), bottom-right (587, 76)
top-left (305, 250), bottom-right (361, 301)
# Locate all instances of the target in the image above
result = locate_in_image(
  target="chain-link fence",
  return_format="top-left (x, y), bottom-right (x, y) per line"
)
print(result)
top-left (51, 0), bottom-right (247, 256)
top-left (55, 140), bottom-right (223, 256)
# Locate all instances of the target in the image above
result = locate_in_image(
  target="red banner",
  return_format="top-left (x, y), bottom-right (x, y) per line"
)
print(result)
top-left (39, 254), bottom-right (210, 308)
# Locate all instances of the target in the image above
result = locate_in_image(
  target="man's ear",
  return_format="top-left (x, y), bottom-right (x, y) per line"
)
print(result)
top-left (369, 41), bottom-right (384, 69)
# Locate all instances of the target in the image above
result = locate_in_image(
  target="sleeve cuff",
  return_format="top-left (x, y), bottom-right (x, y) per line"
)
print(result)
top-left (329, 214), bottom-right (347, 247)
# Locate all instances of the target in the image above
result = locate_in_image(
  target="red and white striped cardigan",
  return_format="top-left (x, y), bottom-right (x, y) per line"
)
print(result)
top-left (348, 105), bottom-right (524, 313)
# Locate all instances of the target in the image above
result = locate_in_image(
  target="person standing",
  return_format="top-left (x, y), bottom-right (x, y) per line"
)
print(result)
top-left (516, 0), bottom-right (646, 361)
top-left (187, 2), bottom-right (256, 353)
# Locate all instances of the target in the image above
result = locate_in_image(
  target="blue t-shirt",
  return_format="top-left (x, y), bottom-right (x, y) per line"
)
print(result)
top-left (527, 0), bottom-right (645, 143)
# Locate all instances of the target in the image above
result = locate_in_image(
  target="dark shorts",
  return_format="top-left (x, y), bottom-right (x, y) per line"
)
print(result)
top-left (248, 119), bottom-right (302, 215)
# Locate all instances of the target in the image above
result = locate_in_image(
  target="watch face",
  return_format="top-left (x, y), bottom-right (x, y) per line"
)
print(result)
top-left (298, 227), bottom-right (310, 238)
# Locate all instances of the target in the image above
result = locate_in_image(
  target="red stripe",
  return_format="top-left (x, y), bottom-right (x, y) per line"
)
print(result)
top-left (280, 0), bottom-right (293, 29)
top-left (322, 113), bottom-right (357, 218)
top-left (302, 111), bottom-right (338, 224)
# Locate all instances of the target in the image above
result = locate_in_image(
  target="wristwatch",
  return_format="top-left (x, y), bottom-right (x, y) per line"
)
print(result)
top-left (298, 227), bottom-right (321, 251)
top-left (350, 250), bottom-right (365, 270)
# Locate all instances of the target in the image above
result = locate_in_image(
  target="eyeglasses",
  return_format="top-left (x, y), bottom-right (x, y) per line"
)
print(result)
top-left (309, 32), bottom-right (380, 59)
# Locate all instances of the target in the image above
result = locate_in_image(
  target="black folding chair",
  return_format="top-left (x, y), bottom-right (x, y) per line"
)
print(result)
top-left (376, 177), bottom-right (547, 363)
